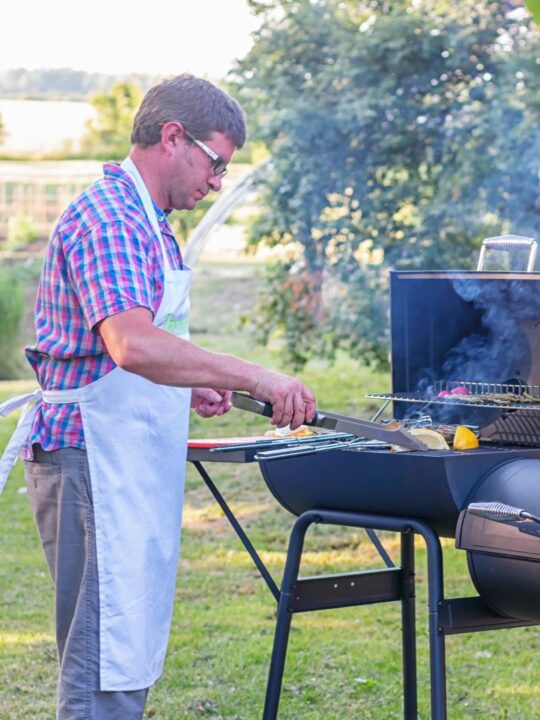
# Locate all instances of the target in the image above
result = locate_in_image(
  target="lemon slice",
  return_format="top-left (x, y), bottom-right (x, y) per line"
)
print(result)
top-left (392, 427), bottom-right (449, 452)
top-left (453, 425), bottom-right (479, 451)
top-left (408, 428), bottom-right (449, 450)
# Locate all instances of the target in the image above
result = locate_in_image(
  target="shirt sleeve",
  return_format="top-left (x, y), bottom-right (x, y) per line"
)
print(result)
top-left (64, 220), bottom-right (156, 332)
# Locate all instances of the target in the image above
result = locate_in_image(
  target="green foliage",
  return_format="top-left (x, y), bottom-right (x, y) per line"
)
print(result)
top-left (0, 112), bottom-right (5, 146)
top-left (0, 266), bottom-right (25, 379)
top-left (525, 0), bottom-right (540, 24)
top-left (81, 82), bottom-right (142, 159)
top-left (232, 0), bottom-right (540, 369)
top-left (5, 215), bottom-right (40, 251)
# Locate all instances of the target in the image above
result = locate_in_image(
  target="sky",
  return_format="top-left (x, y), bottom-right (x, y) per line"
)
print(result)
top-left (1, 0), bottom-right (259, 78)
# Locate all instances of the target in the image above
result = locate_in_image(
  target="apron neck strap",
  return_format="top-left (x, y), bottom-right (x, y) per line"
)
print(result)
top-left (121, 157), bottom-right (171, 272)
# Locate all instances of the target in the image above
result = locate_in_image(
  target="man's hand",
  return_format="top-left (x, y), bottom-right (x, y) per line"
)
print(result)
top-left (252, 372), bottom-right (316, 430)
top-left (191, 388), bottom-right (232, 418)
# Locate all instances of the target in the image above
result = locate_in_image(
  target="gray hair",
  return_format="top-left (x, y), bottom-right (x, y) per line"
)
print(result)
top-left (131, 74), bottom-right (246, 148)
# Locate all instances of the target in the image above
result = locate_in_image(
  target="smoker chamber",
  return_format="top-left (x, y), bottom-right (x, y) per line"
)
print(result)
top-left (386, 270), bottom-right (540, 441)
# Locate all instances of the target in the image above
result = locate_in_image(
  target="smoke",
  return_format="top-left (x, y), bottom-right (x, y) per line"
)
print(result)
top-left (441, 279), bottom-right (540, 384)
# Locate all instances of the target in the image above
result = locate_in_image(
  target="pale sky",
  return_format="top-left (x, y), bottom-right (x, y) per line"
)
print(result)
top-left (1, 0), bottom-right (259, 78)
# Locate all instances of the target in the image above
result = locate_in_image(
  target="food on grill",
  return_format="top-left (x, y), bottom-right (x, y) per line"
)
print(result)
top-left (454, 391), bottom-right (540, 405)
top-left (410, 428), bottom-right (449, 449)
top-left (393, 427), bottom-right (449, 452)
top-left (437, 386), bottom-right (470, 398)
top-left (265, 425), bottom-right (314, 438)
top-left (453, 425), bottom-right (479, 451)
top-left (450, 386), bottom-right (470, 395)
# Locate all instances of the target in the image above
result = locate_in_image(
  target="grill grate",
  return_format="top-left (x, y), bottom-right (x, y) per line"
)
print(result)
top-left (368, 381), bottom-right (540, 411)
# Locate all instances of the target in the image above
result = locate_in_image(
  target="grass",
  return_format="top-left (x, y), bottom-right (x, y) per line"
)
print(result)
top-left (1, 260), bottom-right (540, 718)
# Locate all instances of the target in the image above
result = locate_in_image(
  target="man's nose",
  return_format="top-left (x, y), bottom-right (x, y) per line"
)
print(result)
top-left (208, 174), bottom-right (223, 192)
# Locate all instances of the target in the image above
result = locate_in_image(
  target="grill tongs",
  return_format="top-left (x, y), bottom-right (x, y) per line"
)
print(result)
top-left (231, 392), bottom-right (428, 451)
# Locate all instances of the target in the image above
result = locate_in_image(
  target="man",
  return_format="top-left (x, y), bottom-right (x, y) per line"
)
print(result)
top-left (0, 75), bottom-right (315, 720)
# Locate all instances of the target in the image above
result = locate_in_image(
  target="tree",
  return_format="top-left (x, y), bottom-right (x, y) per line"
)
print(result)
top-left (231, 0), bottom-right (540, 369)
top-left (0, 112), bottom-right (5, 146)
top-left (81, 82), bottom-right (142, 159)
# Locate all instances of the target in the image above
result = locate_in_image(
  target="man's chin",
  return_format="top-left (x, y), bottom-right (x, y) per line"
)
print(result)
top-left (175, 198), bottom-right (197, 211)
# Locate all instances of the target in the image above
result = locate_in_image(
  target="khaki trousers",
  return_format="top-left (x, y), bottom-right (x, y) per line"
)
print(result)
top-left (25, 446), bottom-right (149, 720)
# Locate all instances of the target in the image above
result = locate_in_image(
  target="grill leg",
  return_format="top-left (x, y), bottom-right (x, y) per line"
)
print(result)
top-left (262, 513), bottom-right (319, 720)
top-left (429, 612), bottom-right (447, 720)
top-left (263, 593), bottom-right (294, 720)
top-left (424, 529), bottom-right (447, 720)
top-left (262, 509), bottom-right (447, 720)
top-left (401, 530), bottom-right (418, 719)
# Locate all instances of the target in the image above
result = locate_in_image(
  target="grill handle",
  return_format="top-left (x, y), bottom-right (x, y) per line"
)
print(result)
top-left (231, 392), bottom-right (325, 422)
top-left (477, 235), bottom-right (537, 272)
top-left (467, 501), bottom-right (540, 525)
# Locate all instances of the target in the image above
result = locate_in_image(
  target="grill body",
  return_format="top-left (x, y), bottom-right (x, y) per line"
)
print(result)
top-left (259, 447), bottom-right (540, 538)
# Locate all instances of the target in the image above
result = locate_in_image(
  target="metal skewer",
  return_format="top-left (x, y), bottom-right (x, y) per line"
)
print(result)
top-left (255, 437), bottom-right (382, 461)
top-left (209, 432), bottom-right (354, 454)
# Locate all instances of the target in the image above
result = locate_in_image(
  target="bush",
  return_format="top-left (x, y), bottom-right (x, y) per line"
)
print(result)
top-left (5, 215), bottom-right (40, 251)
top-left (0, 266), bottom-right (25, 379)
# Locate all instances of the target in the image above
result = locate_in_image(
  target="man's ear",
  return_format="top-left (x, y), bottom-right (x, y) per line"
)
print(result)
top-left (160, 121), bottom-right (186, 156)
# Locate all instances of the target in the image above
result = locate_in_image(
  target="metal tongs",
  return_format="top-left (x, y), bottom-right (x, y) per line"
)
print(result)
top-left (231, 392), bottom-right (428, 451)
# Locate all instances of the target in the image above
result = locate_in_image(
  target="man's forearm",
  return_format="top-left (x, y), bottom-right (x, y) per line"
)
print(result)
top-left (119, 324), bottom-right (262, 392)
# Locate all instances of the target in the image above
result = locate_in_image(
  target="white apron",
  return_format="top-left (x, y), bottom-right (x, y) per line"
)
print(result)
top-left (0, 156), bottom-right (192, 691)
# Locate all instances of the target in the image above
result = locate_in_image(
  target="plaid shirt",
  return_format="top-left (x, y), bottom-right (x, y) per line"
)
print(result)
top-left (24, 162), bottom-right (183, 459)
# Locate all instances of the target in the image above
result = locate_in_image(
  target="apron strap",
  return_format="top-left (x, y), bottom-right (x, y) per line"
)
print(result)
top-left (120, 157), bottom-right (172, 273)
top-left (0, 390), bottom-right (42, 494)
top-left (0, 386), bottom-right (87, 494)
top-left (0, 390), bottom-right (42, 417)
top-left (43, 388), bottom-right (84, 404)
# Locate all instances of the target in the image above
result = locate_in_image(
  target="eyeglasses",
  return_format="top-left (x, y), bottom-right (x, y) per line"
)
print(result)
top-left (185, 130), bottom-right (228, 178)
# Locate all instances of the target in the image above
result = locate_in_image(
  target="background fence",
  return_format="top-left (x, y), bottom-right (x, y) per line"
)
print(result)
top-left (0, 161), bottom-right (102, 241)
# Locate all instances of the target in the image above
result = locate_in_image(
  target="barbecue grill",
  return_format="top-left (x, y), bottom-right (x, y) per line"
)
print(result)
top-left (188, 238), bottom-right (540, 719)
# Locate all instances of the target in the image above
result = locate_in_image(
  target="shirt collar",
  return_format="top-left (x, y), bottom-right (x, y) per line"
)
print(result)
top-left (104, 162), bottom-right (170, 221)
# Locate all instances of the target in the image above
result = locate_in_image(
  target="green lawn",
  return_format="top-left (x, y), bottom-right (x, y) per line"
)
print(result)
top-left (1, 261), bottom-right (539, 719)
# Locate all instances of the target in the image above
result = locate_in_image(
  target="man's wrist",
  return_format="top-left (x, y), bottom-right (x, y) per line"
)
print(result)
top-left (252, 377), bottom-right (261, 398)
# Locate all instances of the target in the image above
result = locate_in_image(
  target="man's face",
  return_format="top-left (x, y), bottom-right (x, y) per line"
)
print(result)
top-left (167, 130), bottom-right (236, 212)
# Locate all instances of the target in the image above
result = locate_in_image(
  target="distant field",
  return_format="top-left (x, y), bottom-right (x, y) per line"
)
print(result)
top-left (0, 99), bottom-right (95, 155)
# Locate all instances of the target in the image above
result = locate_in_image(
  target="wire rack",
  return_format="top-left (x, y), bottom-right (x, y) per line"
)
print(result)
top-left (368, 381), bottom-right (540, 411)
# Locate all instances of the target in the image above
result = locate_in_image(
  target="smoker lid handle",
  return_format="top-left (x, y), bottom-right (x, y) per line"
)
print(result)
top-left (477, 235), bottom-right (537, 272)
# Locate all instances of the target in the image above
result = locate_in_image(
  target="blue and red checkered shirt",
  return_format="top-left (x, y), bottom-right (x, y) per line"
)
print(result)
top-left (24, 162), bottom-right (183, 459)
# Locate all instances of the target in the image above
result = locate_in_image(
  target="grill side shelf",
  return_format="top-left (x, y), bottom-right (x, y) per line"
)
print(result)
top-left (187, 446), bottom-right (259, 463)
top-left (187, 433), bottom-right (353, 463)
